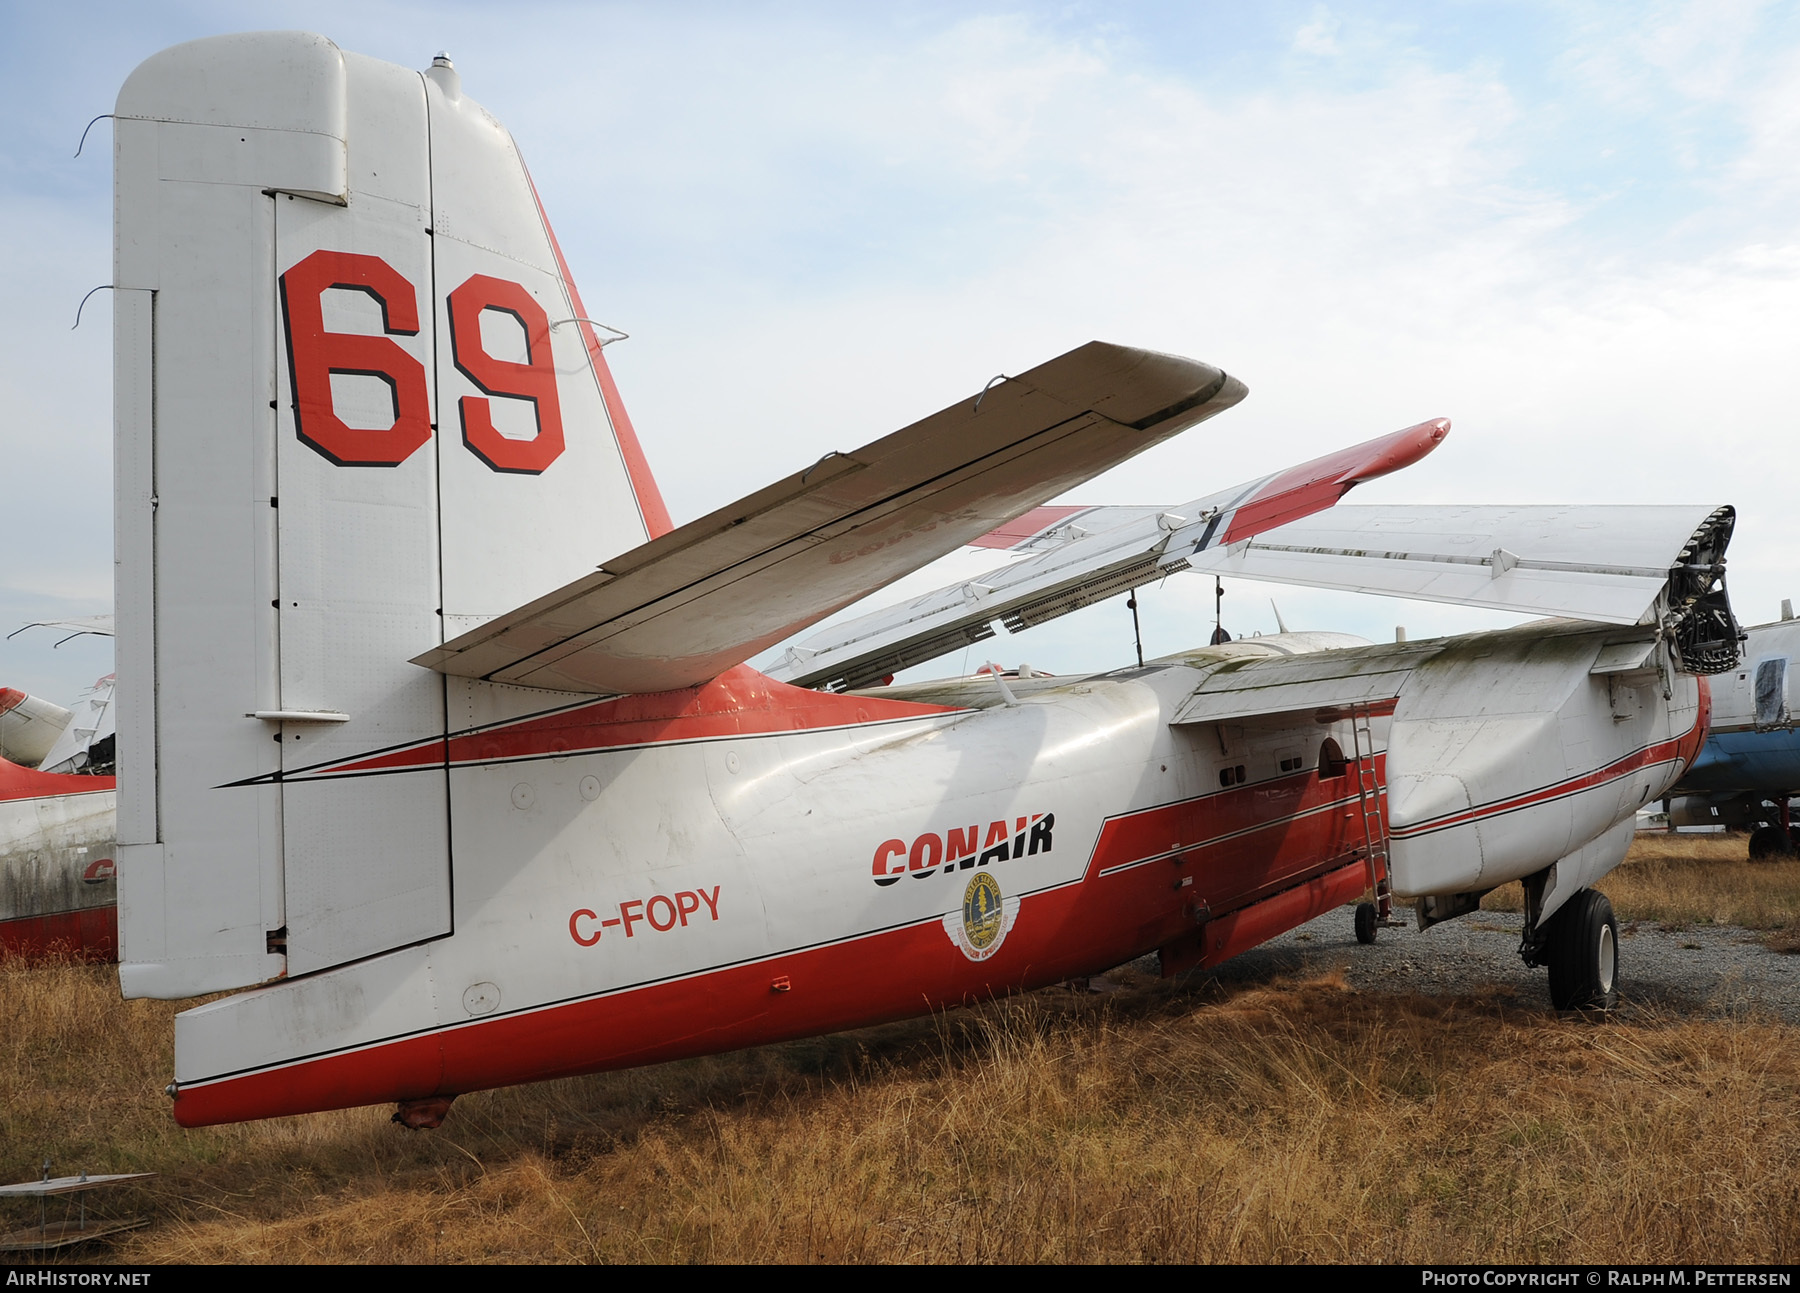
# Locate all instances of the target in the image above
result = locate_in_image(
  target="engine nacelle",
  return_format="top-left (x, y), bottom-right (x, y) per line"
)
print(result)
top-left (1386, 623), bottom-right (1706, 924)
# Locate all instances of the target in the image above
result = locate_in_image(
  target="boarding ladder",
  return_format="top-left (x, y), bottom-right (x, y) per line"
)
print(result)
top-left (1346, 701), bottom-right (1395, 922)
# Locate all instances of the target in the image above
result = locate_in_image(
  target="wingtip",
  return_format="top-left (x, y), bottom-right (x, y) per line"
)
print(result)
top-left (1018, 342), bottom-right (1247, 431)
top-left (1347, 418), bottom-right (1452, 484)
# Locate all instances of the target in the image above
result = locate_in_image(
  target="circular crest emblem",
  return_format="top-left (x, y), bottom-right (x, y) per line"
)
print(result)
top-left (962, 872), bottom-right (1004, 951)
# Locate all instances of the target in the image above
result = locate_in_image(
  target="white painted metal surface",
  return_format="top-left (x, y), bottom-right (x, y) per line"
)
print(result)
top-left (113, 34), bottom-right (669, 995)
top-left (1170, 636), bottom-right (1433, 726)
top-left (425, 54), bottom-right (654, 625)
top-left (0, 692), bottom-right (72, 769)
top-left (114, 33), bottom-right (314, 995)
top-left (36, 676), bottom-right (114, 776)
top-left (1382, 624), bottom-right (1697, 920)
top-left (764, 500), bottom-right (1726, 690)
top-left (1189, 504), bottom-right (1728, 625)
top-left (0, 788), bottom-right (116, 928)
top-left (269, 52), bottom-right (447, 977)
top-left (1705, 618), bottom-right (1800, 733)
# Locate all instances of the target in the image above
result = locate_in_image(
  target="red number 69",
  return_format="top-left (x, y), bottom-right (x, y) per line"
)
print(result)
top-left (447, 275), bottom-right (566, 475)
top-left (278, 250), bottom-right (432, 468)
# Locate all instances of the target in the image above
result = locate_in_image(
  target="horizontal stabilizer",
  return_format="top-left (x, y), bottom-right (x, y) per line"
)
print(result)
top-left (764, 420), bottom-right (1450, 691)
top-left (414, 343), bottom-right (1246, 693)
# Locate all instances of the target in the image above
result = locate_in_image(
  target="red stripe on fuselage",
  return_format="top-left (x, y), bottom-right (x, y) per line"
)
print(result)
top-left (171, 756), bottom-right (1391, 1125)
top-left (1693, 674), bottom-right (1713, 762)
top-left (1389, 722), bottom-right (1704, 839)
top-left (1081, 761), bottom-right (1383, 949)
top-left (298, 666), bottom-right (962, 779)
top-left (0, 756), bottom-right (114, 804)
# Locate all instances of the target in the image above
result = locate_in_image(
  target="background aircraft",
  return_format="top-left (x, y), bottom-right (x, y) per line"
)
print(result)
top-left (0, 663), bottom-right (117, 958)
top-left (1663, 614), bottom-right (1800, 857)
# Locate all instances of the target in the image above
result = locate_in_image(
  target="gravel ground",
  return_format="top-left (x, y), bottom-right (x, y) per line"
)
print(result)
top-left (1174, 905), bottom-right (1800, 1023)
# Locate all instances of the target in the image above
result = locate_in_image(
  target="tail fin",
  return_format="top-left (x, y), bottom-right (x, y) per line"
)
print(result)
top-left (114, 34), bottom-right (666, 995)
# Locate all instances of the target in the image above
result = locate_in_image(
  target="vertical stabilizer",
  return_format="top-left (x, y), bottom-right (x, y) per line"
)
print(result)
top-left (115, 33), bottom-right (665, 996)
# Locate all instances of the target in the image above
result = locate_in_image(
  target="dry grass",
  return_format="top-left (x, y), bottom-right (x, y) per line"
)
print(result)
top-left (5, 946), bottom-right (1799, 1264)
top-left (1478, 834), bottom-right (1800, 940)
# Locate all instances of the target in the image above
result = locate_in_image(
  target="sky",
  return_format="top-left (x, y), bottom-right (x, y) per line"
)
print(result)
top-left (4, 1), bottom-right (1800, 701)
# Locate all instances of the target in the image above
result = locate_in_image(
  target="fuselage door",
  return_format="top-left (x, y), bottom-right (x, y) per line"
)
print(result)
top-left (1754, 655), bottom-right (1790, 731)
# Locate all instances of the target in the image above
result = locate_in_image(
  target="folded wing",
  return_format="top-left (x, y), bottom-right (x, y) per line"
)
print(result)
top-left (764, 420), bottom-right (1451, 691)
top-left (1189, 504), bottom-right (1740, 671)
top-left (415, 342), bottom-right (1246, 694)
top-left (766, 499), bottom-right (1739, 690)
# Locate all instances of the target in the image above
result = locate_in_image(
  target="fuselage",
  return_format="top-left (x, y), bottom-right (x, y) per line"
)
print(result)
top-left (168, 622), bottom-right (1705, 1125)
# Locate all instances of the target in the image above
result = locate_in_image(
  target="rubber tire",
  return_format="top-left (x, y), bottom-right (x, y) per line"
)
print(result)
top-left (1748, 825), bottom-right (1795, 861)
top-left (1354, 901), bottom-right (1378, 945)
top-left (1545, 889), bottom-right (1619, 1012)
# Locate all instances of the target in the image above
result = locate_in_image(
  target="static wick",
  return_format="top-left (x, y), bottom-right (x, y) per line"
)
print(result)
top-left (547, 318), bottom-right (628, 347)
top-left (801, 450), bottom-right (844, 484)
top-left (74, 114), bottom-right (112, 158)
top-left (72, 285), bottom-right (113, 331)
top-left (972, 374), bottom-right (1007, 413)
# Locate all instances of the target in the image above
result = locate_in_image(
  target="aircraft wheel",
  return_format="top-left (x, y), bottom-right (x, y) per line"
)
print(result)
top-left (1545, 889), bottom-right (1619, 1012)
top-left (1748, 825), bottom-right (1794, 861)
top-left (1354, 901), bottom-right (1378, 945)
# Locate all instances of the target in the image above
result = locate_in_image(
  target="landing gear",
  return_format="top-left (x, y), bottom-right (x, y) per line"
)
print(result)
top-left (1354, 901), bottom-right (1378, 945)
top-left (1748, 824), bottom-right (1795, 861)
top-left (1544, 889), bottom-right (1619, 1012)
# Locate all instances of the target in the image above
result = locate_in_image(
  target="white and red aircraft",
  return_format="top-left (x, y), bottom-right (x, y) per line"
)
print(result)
top-left (1, 667), bottom-right (117, 959)
top-left (108, 34), bottom-right (1742, 1129)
